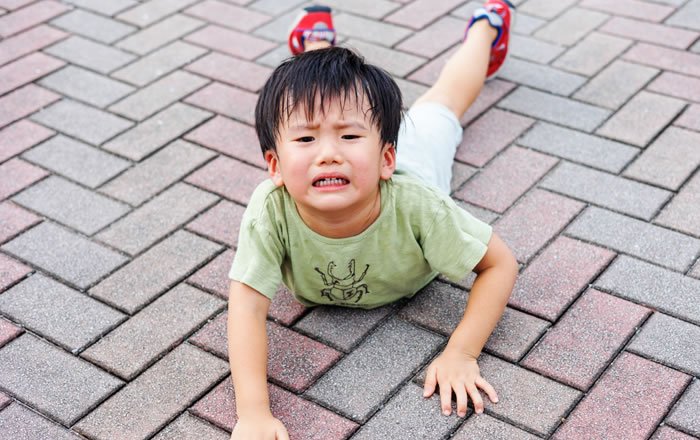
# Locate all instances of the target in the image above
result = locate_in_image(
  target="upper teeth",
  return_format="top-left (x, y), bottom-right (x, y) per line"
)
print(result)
top-left (316, 178), bottom-right (345, 186)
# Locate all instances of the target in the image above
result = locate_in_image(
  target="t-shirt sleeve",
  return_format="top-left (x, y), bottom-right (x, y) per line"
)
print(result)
top-left (422, 198), bottom-right (492, 282)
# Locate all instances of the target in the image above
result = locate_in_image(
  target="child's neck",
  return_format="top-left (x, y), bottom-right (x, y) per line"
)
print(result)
top-left (296, 188), bottom-right (382, 239)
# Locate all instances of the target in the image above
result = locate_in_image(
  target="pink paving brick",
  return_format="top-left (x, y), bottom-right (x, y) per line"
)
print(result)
top-left (0, 318), bottom-right (23, 348)
top-left (189, 311), bottom-right (228, 358)
top-left (510, 236), bottom-right (615, 320)
top-left (187, 200), bottom-right (245, 248)
top-left (384, 0), bottom-right (464, 30)
top-left (0, 24), bottom-right (68, 67)
top-left (185, 156), bottom-right (269, 206)
top-left (600, 17), bottom-right (699, 50)
top-left (184, 115), bottom-right (266, 169)
top-left (0, 0), bottom-right (71, 38)
top-left (188, 249), bottom-right (236, 299)
top-left (0, 120), bottom-right (54, 163)
top-left (0, 84), bottom-right (60, 129)
top-left (0, 390), bottom-right (11, 411)
top-left (456, 108), bottom-right (535, 167)
top-left (648, 72), bottom-right (700, 103)
top-left (184, 0), bottom-right (270, 32)
top-left (455, 147), bottom-right (558, 213)
top-left (553, 352), bottom-right (690, 440)
top-left (185, 82), bottom-right (257, 125)
top-left (407, 44), bottom-right (459, 86)
top-left (676, 104), bottom-right (700, 132)
top-left (522, 289), bottom-right (650, 391)
top-left (266, 286), bottom-right (306, 326)
top-left (0, 0), bottom-right (34, 10)
top-left (0, 158), bottom-right (49, 200)
top-left (579, 0), bottom-right (674, 22)
top-left (185, 25), bottom-right (277, 61)
top-left (185, 52), bottom-right (272, 93)
top-left (624, 43), bottom-right (700, 78)
top-left (191, 379), bottom-right (359, 438)
top-left (0, 52), bottom-right (64, 96)
top-left (0, 254), bottom-right (31, 292)
top-left (395, 16), bottom-right (464, 58)
top-left (0, 201), bottom-right (40, 243)
top-left (652, 426), bottom-right (697, 440)
top-left (461, 79), bottom-right (517, 126)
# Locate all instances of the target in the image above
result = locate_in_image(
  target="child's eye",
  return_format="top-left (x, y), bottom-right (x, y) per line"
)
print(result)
top-left (296, 136), bottom-right (315, 142)
top-left (342, 135), bottom-right (360, 140)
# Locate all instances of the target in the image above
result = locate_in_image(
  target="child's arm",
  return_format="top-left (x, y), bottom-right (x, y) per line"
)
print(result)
top-left (423, 233), bottom-right (518, 418)
top-left (227, 281), bottom-right (289, 440)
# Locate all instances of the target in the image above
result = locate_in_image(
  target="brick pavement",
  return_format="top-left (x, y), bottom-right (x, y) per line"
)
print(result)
top-left (0, 0), bottom-right (698, 438)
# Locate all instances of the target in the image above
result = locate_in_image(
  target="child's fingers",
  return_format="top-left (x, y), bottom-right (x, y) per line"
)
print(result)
top-left (423, 366), bottom-right (437, 397)
top-left (467, 383), bottom-right (484, 414)
top-left (454, 383), bottom-right (468, 417)
top-left (476, 376), bottom-right (499, 403)
top-left (439, 381), bottom-right (452, 416)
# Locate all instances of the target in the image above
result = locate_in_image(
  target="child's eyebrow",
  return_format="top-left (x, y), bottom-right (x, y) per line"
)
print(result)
top-left (288, 121), bottom-right (367, 131)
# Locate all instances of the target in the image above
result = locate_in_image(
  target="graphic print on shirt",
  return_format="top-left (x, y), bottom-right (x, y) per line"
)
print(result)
top-left (314, 259), bottom-right (370, 303)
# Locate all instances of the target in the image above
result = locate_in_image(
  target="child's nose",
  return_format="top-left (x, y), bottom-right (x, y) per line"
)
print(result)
top-left (316, 138), bottom-right (343, 164)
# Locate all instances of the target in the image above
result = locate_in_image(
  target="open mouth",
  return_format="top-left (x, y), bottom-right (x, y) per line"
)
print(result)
top-left (313, 177), bottom-right (349, 187)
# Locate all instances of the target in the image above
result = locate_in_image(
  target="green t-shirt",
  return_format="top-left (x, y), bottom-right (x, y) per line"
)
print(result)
top-left (229, 172), bottom-right (492, 309)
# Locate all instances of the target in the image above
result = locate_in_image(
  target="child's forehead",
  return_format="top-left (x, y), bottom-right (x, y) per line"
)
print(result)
top-left (284, 92), bottom-right (372, 126)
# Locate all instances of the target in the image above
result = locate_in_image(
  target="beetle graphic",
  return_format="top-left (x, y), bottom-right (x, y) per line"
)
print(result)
top-left (314, 259), bottom-right (370, 303)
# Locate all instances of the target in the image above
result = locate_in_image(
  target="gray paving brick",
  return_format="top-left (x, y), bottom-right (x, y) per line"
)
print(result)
top-left (151, 412), bottom-right (228, 440)
top-left (510, 34), bottom-right (566, 64)
top-left (498, 86), bottom-right (611, 132)
top-left (665, 0), bottom-right (700, 31)
top-left (1, 222), bottom-right (128, 289)
top-left (667, 379), bottom-right (700, 436)
top-left (255, 43), bottom-right (292, 68)
top-left (12, 176), bottom-right (130, 235)
top-left (540, 162), bottom-right (671, 220)
top-left (596, 256), bottom-right (700, 325)
top-left (252, 6), bottom-right (309, 42)
top-left (534, 7), bottom-right (609, 46)
top-left (0, 334), bottom-right (123, 426)
top-left (38, 65), bottom-right (135, 108)
top-left (0, 403), bottom-right (83, 440)
top-left (99, 139), bottom-right (215, 206)
top-left (31, 99), bottom-right (133, 146)
top-left (74, 344), bottom-right (228, 440)
top-left (553, 32), bottom-right (632, 76)
top-left (115, 14), bottom-right (204, 55)
top-left (112, 41), bottom-right (208, 87)
top-left (83, 284), bottom-right (223, 380)
top-left (567, 207), bottom-right (700, 272)
top-left (499, 58), bottom-right (587, 96)
top-left (573, 60), bottom-right (659, 110)
top-left (103, 102), bottom-right (212, 161)
top-left (22, 135), bottom-right (130, 188)
top-left (108, 71), bottom-right (209, 121)
top-left (596, 91), bottom-right (686, 147)
top-left (305, 316), bottom-right (444, 422)
top-left (50, 9), bottom-right (136, 43)
top-left (97, 183), bottom-right (218, 256)
top-left (90, 230), bottom-right (221, 314)
top-left (395, 77), bottom-right (429, 108)
top-left (334, 12), bottom-right (412, 47)
top-left (319, 0), bottom-right (400, 19)
top-left (518, 0), bottom-right (578, 19)
top-left (116, 0), bottom-right (199, 27)
top-left (62, 0), bottom-right (137, 16)
top-left (341, 39), bottom-right (427, 77)
top-left (248, 0), bottom-right (307, 15)
top-left (628, 313), bottom-right (700, 376)
top-left (655, 171), bottom-right (700, 238)
top-left (44, 36), bottom-right (136, 74)
top-left (0, 274), bottom-right (125, 352)
top-left (453, 414), bottom-right (541, 440)
top-left (352, 382), bottom-right (462, 440)
top-left (518, 122), bottom-right (638, 173)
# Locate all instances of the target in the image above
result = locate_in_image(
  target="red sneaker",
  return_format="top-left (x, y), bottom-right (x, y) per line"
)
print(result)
top-left (466, 0), bottom-right (514, 79)
top-left (288, 5), bottom-right (336, 56)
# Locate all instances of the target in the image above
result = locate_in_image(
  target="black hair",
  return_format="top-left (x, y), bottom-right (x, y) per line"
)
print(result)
top-left (255, 47), bottom-right (403, 156)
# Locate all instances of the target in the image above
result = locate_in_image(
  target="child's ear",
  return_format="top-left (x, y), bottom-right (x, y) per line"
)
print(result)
top-left (265, 150), bottom-right (284, 187)
top-left (379, 143), bottom-right (396, 180)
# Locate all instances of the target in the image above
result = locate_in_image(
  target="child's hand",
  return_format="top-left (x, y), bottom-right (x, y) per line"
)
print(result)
top-left (231, 413), bottom-right (289, 440)
top-left (423, 349), bottom-right (499, 417)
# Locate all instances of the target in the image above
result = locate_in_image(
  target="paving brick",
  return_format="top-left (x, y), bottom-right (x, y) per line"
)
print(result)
top-left (676, 104), bottom-right (700, 131)
top-left (573, 60), bottom-right (659, 110)
top-left (542, 162), bottom-right (671, 220)
top-left (398, 281), bottom-right (549, 361)
top-left (0, 318), bottom-right (22, 348)
top-left (113, 41), bottom-right (207, 87)
top-left (0, 52), bottom-right (65, 96)
top-left (534, 7), bottom-right (609, 47)
top-left (31, 99), bottom-right (133, 146)
top-left (691, 260), bottom-right (700, 279)
top-left (12, 176), bottom-right (130, 235)
top-left (0, 333), bottom-right (123, 426)
top-left (185, 82), bottom-right (257, 125)
top-left (512, 12), bottom-right (547, 35)
top-left (90, 230), bottom-right (221, 314)
top-left (461, 79), bottom-right (517, 126)
top-left (116, 14), bottom-right (205, 56)
top-left (553, 32), bottom-right (632, 76)
top-left (553, 352), bottom-right (690, 440)
top-left (248, 0), bottom-right (306, 15)
top-left (50, 9), bottom-right (136, 44)
top-left (510, 236), bottom-right (615, 321)
top-left (656, 171), bottom-right (700, 237)
top-left (75, 344), bottom-right (228, 440)
top-left (341, 39), bottom-right (427, 78)
top-left (498, 86), bottom-right (611, 132)
top-left (454, 415), bottom-right (541, 440)
top-left (518, 0), bottom-right (577, 19)
top-left (333, 12), bottom-right (412, 47)
top-left (0, 0), bottom-right (33, 9)
top-left (103, 102), bottom-right (212, 161)
top-left (652, 426), bottom-right (697, 440)
top-left (100, 139), bottom-right (215, 206)
top-left (0, 274), bottom-right (125, 351)
top-left (152, 412), bottom-right (228, 440)
top-left (667, 379), bottom-right (700, 436)
top-left (384, 0), bottom-right (462, 29)
top-left (624, 43), bottom-right (700, 78)
top-left (97, 183), bottom-right (218, 255)
top-left (510, 34), bottom-right (566, 64)
top-left (394, 77), bottom-right (426, 109)
top-left (450, 161), bottom-right (477, 193)
top-left (395, 16), bottom-right (463, 58)
top-left (601, 17), bottom-right (699, 50)
top-left (0, 254), bottom-right (31, 292)
top-left (522, 289), bottom-right (650, 390)
top-left (186, 117), bottom-right (263, 169)
top-left (568, 207), bottom-right (700, 272)
top-left (186, 155), bottom-right (269, 205)
top-left (0, 25), bottom-right (67, 67)
top-left (499, 57), bottom-right (587, 96)
top-left (61, 0), bottom-right (137, 16)
top-left (665, 0), bottom-right (700, 31)
top-left (0, 158), bottom-right (49, 200)
top-left (187, 248), bottom-right (234, 298)
top-left (186, 25), bottom-right (277, 60)
top-left (0, 84), bottom-right (60, 129)
top-left (456, 147), bottom-right (558, 214)
top-left (186, 199), bottom-right (245, 248)
top-left (0, 201), bottom-right (40, 243)
top-left (596, 256), bottom-right (700, 325)
top-left (518, 122), bottom-right (638, 173)
top-left (116, 0), bottom-right (199, 27)
top-left (580, 0), bottom-right (674, 21)
top-left (251, 6), bottom-right (310, 42)
top-left (0, 0), bottom-right (71, 38)
top-left (186, 52), bottom-right (272, 93)
top-left (38, 65), bottom-right (134, 108)
top-left (0, 391), bottom-right (10, 410)
top-left (184, 0), bottom-right (269, 32)
top-left (321, 0), bottom-right (401, 19)
top-left (648, 72), bottom-right (700, 103)
top-left (191, 379), bottom-right (359, 438)
top-left (268, 285), bottom-right (308, 325)
top-left (0, 403), bottom-right (83, 439)
top-left (187, 310), bottom-right (227, 357)
top-left (406, 44), bottom-right (459, 86)
top-left (456, 109), bottom-right (534, 167)
top-left (305, 316), bottom-right (444, 422)
top-left (0, 119), bottom-right (54, 163)
top-left (44, 36), bottom-right (136, 74)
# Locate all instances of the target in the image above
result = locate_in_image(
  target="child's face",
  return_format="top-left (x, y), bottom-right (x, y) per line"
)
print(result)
top-left (265, 96), bottom-right (396, 216)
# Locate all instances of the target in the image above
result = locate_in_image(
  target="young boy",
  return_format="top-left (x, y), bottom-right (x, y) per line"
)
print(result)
top-left (228, 2), bottom-right (518, 438)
